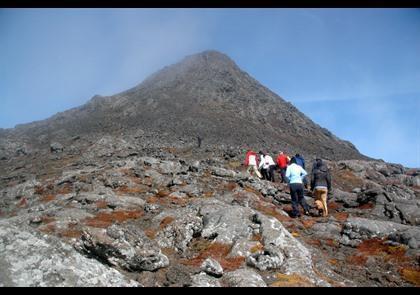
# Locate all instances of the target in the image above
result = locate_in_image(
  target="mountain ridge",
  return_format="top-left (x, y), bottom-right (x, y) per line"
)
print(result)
top-left (1, 50), bottom-right (367, 162)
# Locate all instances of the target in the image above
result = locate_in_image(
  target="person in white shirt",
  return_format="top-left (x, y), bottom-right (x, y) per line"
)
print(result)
top-left (258, 152), bottom-right (276, 182)
top-left (285, 157), bottom-right (311, 217)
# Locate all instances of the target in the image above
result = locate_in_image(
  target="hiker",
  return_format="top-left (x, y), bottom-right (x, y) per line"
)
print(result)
top-left (258, 152), bottom-right (276, 182)
top-left (197, 135), bottom-right (202, 148)
top-left (285, 157), bottom-right (310, 218)
top-left (310, 158), bottom-right (332, 217)
top-left (276, 151), bottom-right (289, 183)
top-left (294, 153), bottom-right (305, 169)
top-left (294, 153), bottom-right (308, 188)
top-left (244, 149), bottom-right (262, 179)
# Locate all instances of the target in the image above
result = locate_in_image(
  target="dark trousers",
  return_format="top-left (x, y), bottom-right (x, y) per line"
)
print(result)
top-left (262, 165), bottom-right (276, 182)
top-left (289, 183), bottom-right (310, 217)
top-left (302, 176), bottom-right (308, 188)
top-left (279, 167), bottom-right (287, 183)
top-left (261, 168), bottom-right (268, 180)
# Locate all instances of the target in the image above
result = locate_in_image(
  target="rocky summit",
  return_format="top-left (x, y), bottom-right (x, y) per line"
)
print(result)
top-left (0, 50), bottom-right (419, 287)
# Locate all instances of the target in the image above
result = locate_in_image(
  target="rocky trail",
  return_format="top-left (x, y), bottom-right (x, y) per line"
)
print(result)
top-left (0, 136), bottom-right (419, 287)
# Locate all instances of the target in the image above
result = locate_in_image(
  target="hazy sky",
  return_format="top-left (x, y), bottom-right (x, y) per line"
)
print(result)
top-left (0, 8), bottom-right (419, 167)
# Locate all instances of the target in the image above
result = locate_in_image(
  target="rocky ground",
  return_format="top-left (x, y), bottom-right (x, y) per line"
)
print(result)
top-left (0, 135), bottom-right (419, 287)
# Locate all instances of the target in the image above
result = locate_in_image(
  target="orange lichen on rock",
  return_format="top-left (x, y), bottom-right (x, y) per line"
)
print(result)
top-left (58, 228), bottom-right (83, 239)
top-left (250, 243), bottom-right (264, 254)
top-left (156, 190), bottom-right (170, 198)
top-left (357, 239), bottom-right (409, 264)
top-left (270, 273), bottom-right (314, 287)
top-left (129, 176), bottom-right (142, 185)
top-left (180, 242), bottom-right (245, 272)
top-left (147, 196), bottom-right (159, 204)
top-left (358, 203), bottom-right (375, 209)
top-left (328, 258), bottom-right (339, 265)
top-left (400, 267), bottom-right (420, 286)
top-left (252, 202), bottom-right (291, 222)
top-left (41, 215), bottom-right (56, 224)
top-left (346, 254), bottom-right (368, 266)
top-left (328, 201), bottom-right (341, 210)
top-left (357, 238), bottom-right (389, 256)
top-left (56, 184), bottom-right (73, 195)
top-left (301, 219), bottom-right (317, 229)
top-left (95, 200), bottom-right (108, 209)
top-left (83, 210), bottom-right (143, 228)
top-left (325, 239), bottom-right (338, 248)
top-left (333, 212), bottom-right (349, 222)
top-left (251, 233), bottom-right (262, 242)
top-left (39, 222), bottom-right (56, 234)
top-left (115, 185), bottom-right (148, 195)
top-left (40, 194), bottom-right (56, 203)
top-left (243, 185), bottom-right (260, 195)
top-left (202, 191), bottom-right (214, 198)
top-left (306, 239), bottom-right (322, 247)
top-left (224, 182), bottom-right (237, 191)
top-left (144, 228), bottom-right (157, 239)
top-left (159, 216), bottom-right (175, 229)
top-left (347, 238), bottom-right (410, 267)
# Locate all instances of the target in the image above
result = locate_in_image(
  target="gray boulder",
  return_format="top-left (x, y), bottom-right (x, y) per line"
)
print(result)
top-left (75, 224), bottom-right (169, 272)
top-left (389, 227), bottom-right (420, 249)
top-left (310, 222), bottom-right (342, 240)
top-left (191, 272), bottom-right (222, 287)
top-left (210, 166), bottom-right (236, 178)
top-left (222, 268), bottom-right (267, 287)
top-left (342, 217), bottom-right (411, 240)
top-left (357, 188), bottom-right (384, 205)
top-left (155, 213), bottom-right (203, 253)
top-left (0, 222), bottom-right (139, 287)
top-left (158, 160), bottom-right (188, 175)
top-left (333, 189), bottom-right (359, 208)
top-left (228, 238), bottom-right (263, 258)
top-left (165, 264), bottom-right (193, 286)
top-left (50, 142), bottom-right (64, 153)
top-left (246, 246), bottom-right (284, 271)
top-left (201, 205), bottom-right (255, 244)
top-left (394, 201), bottom-right (420, 225)
top-left (253, 213), bottom-right (329, 286)
top-left (201, 258), bottom-right (223, 277)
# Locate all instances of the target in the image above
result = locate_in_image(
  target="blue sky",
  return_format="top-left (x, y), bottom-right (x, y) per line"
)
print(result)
top-left (0, 8), bottom-right (419, 167)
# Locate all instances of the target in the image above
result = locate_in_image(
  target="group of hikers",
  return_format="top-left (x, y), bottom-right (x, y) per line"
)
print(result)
top-left (244, 149), bottom-right (332, 218)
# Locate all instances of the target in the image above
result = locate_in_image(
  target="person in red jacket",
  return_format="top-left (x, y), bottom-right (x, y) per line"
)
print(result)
top-left (276, 151), bottom-right (289, 183)
top-left (244, 149), bottom-right (262, 179)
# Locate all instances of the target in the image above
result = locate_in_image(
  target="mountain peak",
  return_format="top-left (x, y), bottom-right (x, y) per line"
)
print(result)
top-left (184, 49), bottom-right (235, 64)
top-left (1, 50), bottom-right (367, 162)
top-left (176, 49), bottom-right (239, 73)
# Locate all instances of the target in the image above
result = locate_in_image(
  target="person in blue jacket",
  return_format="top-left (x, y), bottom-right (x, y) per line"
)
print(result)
top-left (294, 153), bottom-right (305, 169)
top-left (294, 153), bottom-right (308, 188)
top-left (285, 157), bottom-right (310, 218)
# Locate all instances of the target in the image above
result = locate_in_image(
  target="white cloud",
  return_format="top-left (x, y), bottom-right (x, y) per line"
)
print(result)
top-left (96, 9), bottom-right (213, 96)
